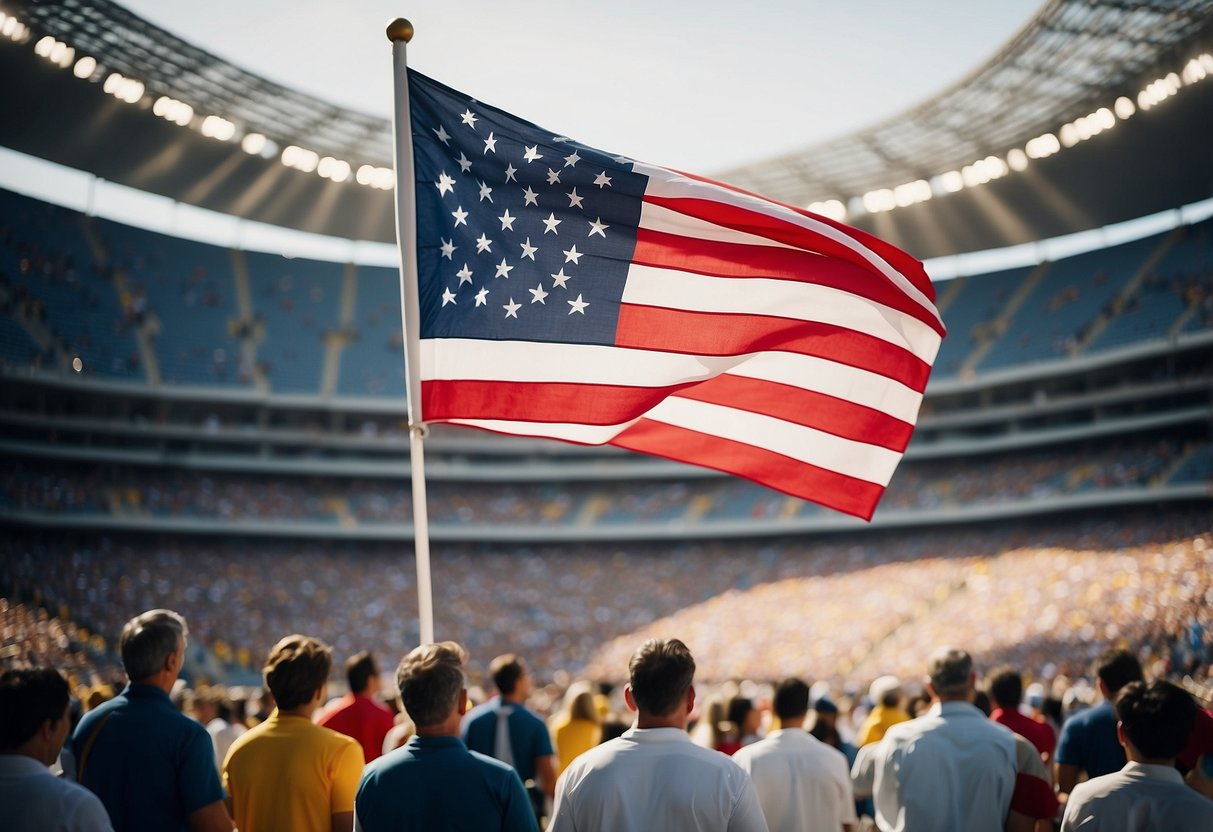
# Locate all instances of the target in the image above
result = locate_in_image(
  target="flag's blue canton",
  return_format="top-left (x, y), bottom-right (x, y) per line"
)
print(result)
top-left (409, 71), bottom-right (648, 346)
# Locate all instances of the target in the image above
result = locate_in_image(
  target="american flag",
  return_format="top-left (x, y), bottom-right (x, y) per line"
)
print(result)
top-left (408, 71), bottom-right (945, 520)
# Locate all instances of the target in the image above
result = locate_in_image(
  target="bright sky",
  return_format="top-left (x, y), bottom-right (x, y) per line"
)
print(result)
top-left (120, 0), bottom-right (1044, 173)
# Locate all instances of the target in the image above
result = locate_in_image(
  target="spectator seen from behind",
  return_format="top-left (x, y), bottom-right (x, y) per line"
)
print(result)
top-left (0, 667), bottom-right (113, 831)
top-left (222, 635), bottom-right (364, 832)
top-left (1054, 647), bottom-right (1144, 802)
top-left (1060, 680), bottom-right (1213, 830)
top-left (987, 666), bottom-right (1056, 763)
top-left (549, 637), bottom-right (768, 832)
top-left (318, 651), bottom-right (396, 763)
top-left (733, 677), bottom-right (856, 832)
top-left (355, 641), bottom-right (538, 832)
top-left (70, 609), bottom-right (232, 832)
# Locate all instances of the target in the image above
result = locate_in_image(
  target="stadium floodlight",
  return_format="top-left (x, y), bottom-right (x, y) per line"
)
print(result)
top-left (103, 72), bottom-right (144, 104)
top-left (1182, 57), bottom-right (1208, 84)
top-left (35, 35), bottom-right (74, 68)
top-left (1113, 96), bottom-right (1136, 120)
top-left (808, 199), bottom-right (847, 221)
top-left (282, 145), bottom-right (320, 173)
top-left (1006, 148), bottom-right (1029, 172)
top-left (200, 115), bottom-right (235, 141)
top-left (153, 96), bottom-right (194, 127)
top-left (1025, 133), bottom-right (1061, 159)
top-left (893, 179), bottom-right (932, 208)
top-left (934, 171), bottom-right (965, 194)
top-left (241, 132), bottom-right (267, 155)
top-left (1201, 54), bottom-right (1213, 73)
top-left (72, 54), bottom-right (96, 79)
top-left (317, 156), bottom-right (351, 183)
top-left (862, 188), bottom-right (897, 214)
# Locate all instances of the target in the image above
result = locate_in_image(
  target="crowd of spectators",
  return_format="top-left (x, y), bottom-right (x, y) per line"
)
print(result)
top-left (3, 508), bottom-right (1208, 696)
top-left (2, 430), bottom-right (1206, 528)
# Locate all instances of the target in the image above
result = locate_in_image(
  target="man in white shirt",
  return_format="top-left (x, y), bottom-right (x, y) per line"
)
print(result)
top-left (0, 667), bottom-right (113, 831)
top-left (549, 637), bottom-right (768, 832)
top-left (1061, 679), bottom-right (1213, 830)
top-left (862, 647), bottom-right (1027, 832)
top-left (734, 677), bottom-right (856, 832)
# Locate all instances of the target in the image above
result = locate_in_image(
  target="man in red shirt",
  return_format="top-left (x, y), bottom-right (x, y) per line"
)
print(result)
top-left (317, 651), bottom-right (395, 762)
top-left (988, 666), bottom-right (1056, 763)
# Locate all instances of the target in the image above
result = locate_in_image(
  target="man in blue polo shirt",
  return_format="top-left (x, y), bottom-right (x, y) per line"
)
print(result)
top-left (1054, 647), bottom-right (1144, 807)
top-left (462, 653), bottom-right (556, 821)
top-left (355, 641), bottom-right (537, 831)
top-left (72, 609), bottom-right (232, 832)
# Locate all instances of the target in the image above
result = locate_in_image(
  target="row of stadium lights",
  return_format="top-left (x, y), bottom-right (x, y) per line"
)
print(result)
top-left (13, 16), bottom-right (395, 191)
top-left (9, 14), bottom-right (1212, 211)
top-left (810, 53), bottom-right (1213, 222)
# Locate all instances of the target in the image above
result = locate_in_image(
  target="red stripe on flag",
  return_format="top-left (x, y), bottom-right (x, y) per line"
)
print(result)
top-left (634, 227), bottom-right (939, 331)
top-left (646, 193), bottom-right (943, 333)
top-left (611, 418), bottom-right (885, 520)
top-left (615, 304), bottom-right (932, 391)
top-left (671, 374), bottom-right (914, 452)
top-left (422, 379), bottom-right (687, 425)
top-left (665, 167), bottom-right (936, 302)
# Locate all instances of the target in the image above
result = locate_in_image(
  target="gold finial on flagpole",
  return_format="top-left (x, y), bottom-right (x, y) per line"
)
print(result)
top-left (386, 18), bottom-right (414, 43)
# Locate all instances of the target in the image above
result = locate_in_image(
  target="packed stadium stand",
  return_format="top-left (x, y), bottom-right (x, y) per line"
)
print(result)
top-left (1, 0), bottom-right (1211, 703)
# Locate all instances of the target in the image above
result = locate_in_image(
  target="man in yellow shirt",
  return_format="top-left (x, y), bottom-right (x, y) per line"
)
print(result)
top-left (856, 675), bottom-right (911, 746)
top-left (223, 635), bottom-right (364, 832)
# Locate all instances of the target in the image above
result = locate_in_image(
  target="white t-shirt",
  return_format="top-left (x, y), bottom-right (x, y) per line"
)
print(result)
top-left (550, 726), bottom-right (769, 832)
top-left (733, 728), bottom-right (857, 832)
top-left (1061, 761), bottom-right (1213, 831)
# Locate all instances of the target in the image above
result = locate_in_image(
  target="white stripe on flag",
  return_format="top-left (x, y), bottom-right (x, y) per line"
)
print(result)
top-left (422, 339), bottom-right (923, 423)
top-left (622, 264), bottom-right (943, 364)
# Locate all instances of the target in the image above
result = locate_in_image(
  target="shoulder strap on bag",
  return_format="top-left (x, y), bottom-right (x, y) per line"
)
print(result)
top-left (76, 711), bottom-right (114, 782)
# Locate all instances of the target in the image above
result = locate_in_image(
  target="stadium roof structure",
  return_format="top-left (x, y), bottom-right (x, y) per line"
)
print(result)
top-left (1, 0), bottom-right (1211, 258)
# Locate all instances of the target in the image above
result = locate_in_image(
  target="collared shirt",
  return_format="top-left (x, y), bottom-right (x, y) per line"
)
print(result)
top-left (462, 698), bottom-right (554, 783)
top-left (733, 728), bottom-right (857, 832)
top-left (355, 734), bottom-right (538, 832)
top-left (71, 683), bottom-right (224, 832)
top-left (0, 754), bottom-right (113, 832)
top-left (868, 701), bottom-right (1017, 832)
top-left (550, 726), bottom-right (768, 832)
top-left (856, 705), bottom-right (911, 746)
top-left (1055, 701), bottom-right (1125, 779)
top-left (317, 693), bottom-right (396, 763)
top-left (991, 707), bottom-right (1056, 761)
top-left (223, 710), bottom-right (364, 832)
top-left (1060, 761), bottom-right (1213, 830)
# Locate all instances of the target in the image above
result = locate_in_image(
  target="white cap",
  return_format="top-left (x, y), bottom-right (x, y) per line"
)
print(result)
top-left (869, 675), bottom-right (901, 703)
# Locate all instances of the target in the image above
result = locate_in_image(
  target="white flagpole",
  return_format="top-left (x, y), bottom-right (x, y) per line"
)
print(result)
top-left (387, 18), bottom-right (434, 645)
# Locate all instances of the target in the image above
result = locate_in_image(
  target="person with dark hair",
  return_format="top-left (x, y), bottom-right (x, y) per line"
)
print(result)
top-left (1060, 680), bottom-right (1213, 829)
top-left (222, 635), bottom-right (364, 832)
top-left (987, 666), bottom-right (1056, 762)
top-left (462, 653), bottom-right (557, 821)
top-left (0, 667), bottom-right (113, 831)
top-left (318, 651), bottom-right (395, 762)
top-left (734, 678), bottom-right (856, 832)
top-left (856, 647), bottom-right (1057, 832)
top-left (549, 638), bottom-right (767, 832)
top-left (354, 642), bottom-right (538, 832)
top-left (70, 609), bottom-right (232, 832)
top-left (1054, 647), bottom-right (1144, 803)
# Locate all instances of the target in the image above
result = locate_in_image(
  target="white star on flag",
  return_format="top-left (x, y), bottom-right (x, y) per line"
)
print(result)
top-left (457, 153), bottom-right (472, 173)
top-left (478, 181), bottom-right (493, 202)
top-left (562, 245), bottom-right (583, 264)
top-left (522, 145), bottom-right (543, 163)
top-left (503, 298), bottom-right (521, 318)
top-left (495, 259), bottom-right (514, 279)
top-left (441, 287), bottom-right (457, 306)
top-left (529, 284), bottom-right (549, 304)
top-left (520, 238), bottom-right (538, 260)
top-left (460, 109), bottom-right (478, 128)
top-left (475, 234), bottom-right (492, 253)
top-left (564, 150), bottom-right (581, 168)
top-left (433, 124), bottom-right (450, 145)
top-left (593, 171), bottom-right (612, 188)
top-left (567, 293), bottom-right (589, 314)
top-left (483, 132), bottom-right (497, 154)
top-left (522, 186), bottom-right (539, 206)
top-left (588, 218), bottom-right (609, 238)
top-left (498, 209), bottom-right (516, 231)
top-left (504, 163), bottom-right (518, 182)
top-left (440, 238), bottom-right (456, 258)
top-left (436, 172), bottom-right (456, 196)
top-left (473, 287), bottom-right (489, 306)
top-left (451, 207), bottom-right (468, 227)
top-left (550, 268), bottom-right (571, 289)
top-left (542, 214), bottom-right (562, 235)
top-left (567, 188), bottom-right (584, 209)
top-left (456, 264), bottom-right (473, 285)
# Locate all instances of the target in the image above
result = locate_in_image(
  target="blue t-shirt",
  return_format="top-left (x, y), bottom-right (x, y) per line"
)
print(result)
top-left (71, 683), bottom-right (225, 832)
top-left (461, 699), bottom-right (554, 783)
top-left (356, 734), bottom-right (537, 832)
top-left (1055, 700), bottom-right (1126, 779)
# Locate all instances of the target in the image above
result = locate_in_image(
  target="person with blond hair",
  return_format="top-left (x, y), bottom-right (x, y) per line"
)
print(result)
top-left (549, 681), bottom-right (601, 776)
top-left (222, 634), bottom-right (363, 832)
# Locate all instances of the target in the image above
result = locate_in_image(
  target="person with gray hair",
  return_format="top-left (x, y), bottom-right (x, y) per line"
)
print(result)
top-left (354, 642), bottom-right (537, 831)
top-left (856, 647), bottom-right (1053, 832)
top-left (70, 609), bottom-right (232, 832)
top-left (549, 638), bottom-right (768, 832)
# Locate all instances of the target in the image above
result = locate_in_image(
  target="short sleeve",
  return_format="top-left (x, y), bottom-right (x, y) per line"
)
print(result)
top-left (331, 739), bottom-right (366, 815)
top-left (66, 787), bottom-right (115, 832)
top-left (1054, 716), bottom-right (1082, 767)
top-left (178, 724), bottom-right (227, 814)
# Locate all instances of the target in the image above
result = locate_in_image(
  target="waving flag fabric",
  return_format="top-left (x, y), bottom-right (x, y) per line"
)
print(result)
top-left (407, 71), bottom-right (945, 520)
